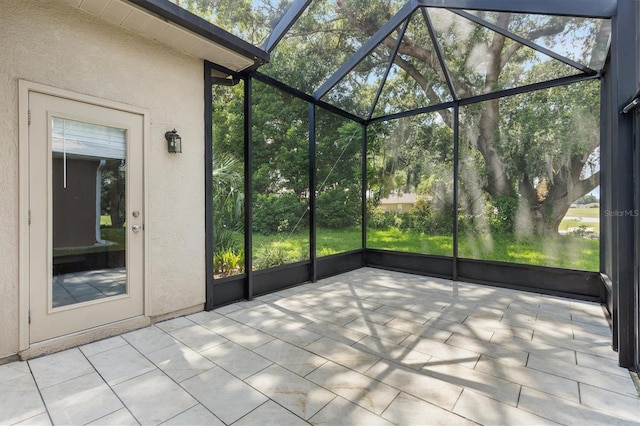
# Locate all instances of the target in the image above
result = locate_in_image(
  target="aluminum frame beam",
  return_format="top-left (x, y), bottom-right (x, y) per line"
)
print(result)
top-left (368, 19), bottom-right (410, 120)
top-left (415, 0), bottom-right (616, 18)
top-left (313, 0), bottom-right (418, 100)
top-left (366, 73), bottom-right (598, 125)
top-left (262, 0), bottom-right (313, 53)
top-left (452, 9), bottom-right (597, 74)
top-left (422, 8), bottom-right (458, 100)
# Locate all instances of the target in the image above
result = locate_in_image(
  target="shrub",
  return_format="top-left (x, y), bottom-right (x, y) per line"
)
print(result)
top-left (253, 245), bottom-right (289, 270)
top-left (213, 227), bottom-right (240, 252)
top-left (487, 195), bottom-right (518, 234)
top-left (367, 207), bottom-right (398, 230)
top-left (253, 193), bottom-right (307, 235)
top-left (213, 248), bottom-right (244, 276)
top-left (316, 187), bottom-right (361, 229)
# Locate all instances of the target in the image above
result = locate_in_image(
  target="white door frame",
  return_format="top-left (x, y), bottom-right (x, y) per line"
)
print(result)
top-left (18, 80), bottom-right (151, 351)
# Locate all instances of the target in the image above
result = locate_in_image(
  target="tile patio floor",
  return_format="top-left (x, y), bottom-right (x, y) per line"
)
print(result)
top-left (2, 268), bottom-right (639, 425)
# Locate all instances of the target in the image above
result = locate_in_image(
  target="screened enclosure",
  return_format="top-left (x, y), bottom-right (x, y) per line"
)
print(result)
top-left (160, 0), bottom-right (640, 370)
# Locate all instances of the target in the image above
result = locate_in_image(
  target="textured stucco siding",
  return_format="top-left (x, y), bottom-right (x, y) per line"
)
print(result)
top-left (0, 0), bottom-right (207, 358)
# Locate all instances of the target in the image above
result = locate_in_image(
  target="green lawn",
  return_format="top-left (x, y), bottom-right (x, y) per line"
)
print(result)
top-left (559, 219), bottom-right (600, 234)
top-left (566, 207), bottom-right (600, 218)
top-left (53, 227), bottom-right (125, 256)
top-left (248, 227), bottom-right (598, 271)
top-left (457, 232), bottom-right (598, 271)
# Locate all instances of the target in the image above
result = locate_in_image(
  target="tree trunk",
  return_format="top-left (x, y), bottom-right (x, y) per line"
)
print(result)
top-left (477, 99), bottom-right (513, 197)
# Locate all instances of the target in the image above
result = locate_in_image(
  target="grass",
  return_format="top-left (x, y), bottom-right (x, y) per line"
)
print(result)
top-left (559, 219), bottom-right (600, 234)
top-left (566, 207), bottom-right (600, 218)
top-left (53, 227), bottom-right (125, 256)
top-left (248, 227), bottom-right (599, 272)
top-left (458, 232), bottom-right (598, 271)
top-left (366, 228), bottom-right (453, 256)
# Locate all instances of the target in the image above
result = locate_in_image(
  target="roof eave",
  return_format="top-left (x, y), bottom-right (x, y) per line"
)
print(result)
top-left (126, 0), bottom-right (270, 69)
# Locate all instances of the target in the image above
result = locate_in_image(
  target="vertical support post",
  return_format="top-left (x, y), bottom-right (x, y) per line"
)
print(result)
top-left (609, 0), bottom-right (638, 369)
top-left (600, 67), bottom-right (616, 330)
top-left (245, 77), bottom-right (254, 300)
top-left (204, 62), bottom-right (214, 310)
top-left (309, 103), bottom-right (317, 282)
top-left (634, 103), bottom-right (640, 372)
top-left (452, 103), bottom-right (460, 281)
top-left (362, 123), bottom-right (368, 264)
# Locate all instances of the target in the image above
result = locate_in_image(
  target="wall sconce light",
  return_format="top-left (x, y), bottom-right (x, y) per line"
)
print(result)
top-left (164, 129), bottom-right (182, 153)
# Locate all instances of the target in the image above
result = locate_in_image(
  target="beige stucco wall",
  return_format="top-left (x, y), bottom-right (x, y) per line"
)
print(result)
top-left (0, 0), bottom-right (207, 358)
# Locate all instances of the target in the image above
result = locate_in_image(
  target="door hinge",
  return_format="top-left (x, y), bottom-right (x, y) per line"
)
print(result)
top-left (28, 110), bottom-right (31, 125)
top-left (28, 311), bottom-right (31, 324)
top-left (28, 210), bottom-right (31, 225)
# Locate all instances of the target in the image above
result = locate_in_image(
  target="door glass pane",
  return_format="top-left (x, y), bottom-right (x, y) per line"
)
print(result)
top-left (51, 117), bottom-right (127, 308)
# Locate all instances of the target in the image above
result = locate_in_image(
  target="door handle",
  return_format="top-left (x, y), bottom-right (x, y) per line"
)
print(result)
top-left (132, 224), bottom-right (142, 233)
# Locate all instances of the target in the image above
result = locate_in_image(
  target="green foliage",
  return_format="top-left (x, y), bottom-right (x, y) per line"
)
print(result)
top-left (213, 226), bottom-right (241, 252)
top-left (316, 187), bottom-right (361, 229)
top-left (367, 205), bottom-right (452, 235)
top-left (213, 248), bottom-right (244, 277)
top-left (252, 245), bottom-right (289, 270)
top-left (367, 207), bottom-right (397, 230)
top-left (575, 194), bottom-right (599, 205)
top-left (212, 150), bottom-right (244, 229)
top-left (487, 195), bottom-right (519, 234)
top-left (252, 193), bottom-right (307, 235)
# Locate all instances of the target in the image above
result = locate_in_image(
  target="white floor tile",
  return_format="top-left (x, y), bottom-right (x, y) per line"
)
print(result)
top-left (155, 316), bottom-right (195, 333)
top-left (122, 326), bottom-right (178, 355)
top-left (381, 392), bottom-right (475, 426)
top-left (80, 336), bottom-right (129, 357)
top-left (87, 408), bottom-right (139, 425)
top-left (168, 324), bottom-right (228, 352)
top-left (200, 340), bottom-right (273, 379)
top-left (181, 366), bottom-right (268, 424)
top-left (234, 401), bottom-right (308, 426)
top-left (309, 396), bottom-right (394, 426)
top-left (579, 383), bottom-right (640, 422)
top-left (305, 337), bottom-right (380, 373)
top-left (13, 412), bottom-right (52, 426)
top-left (246, 364), bottom-right (336, 420)
top-left (518, 386), bottom-right (637, 425)
top-left (214, 322), bottom-right (275, 349)
top-left (87, 344), bottom-right (156, 386)
top-left (351, 336), bottom-right (432, 370)
top-left (527, 353), bottom-right (638, 397)
top-left (259, 320), bottom-right (323, 347)
top-left (453, 389), bottom-right (554, 425)
top-left (161, 404), bottom-right (224, 425)
top-left (28, 348), bottom-right (94, 389)
top-left (445, 333), bottom-right (529, 366)
top-left (306, 361), bottom-right (399, 415)
top-left (40, 372), bottom-right (122, 425)
top-left (422, 356), bottom-right (521, 406)
top-left (0, 372), bottom-right (47, 425)
top-left (365, 360), bottom-right (463, 411)
top-left (254, 339), bottom-right (327, 376)
top-left (474, 355), bottom-right (580, 402)
top-left (112, 369), bottom-right (198, 425)
top-left (146, 342), bottom-right (216, 382)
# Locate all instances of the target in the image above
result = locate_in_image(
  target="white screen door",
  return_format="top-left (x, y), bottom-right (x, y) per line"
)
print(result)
top-left (28, 92), bottom-right (144, 344)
